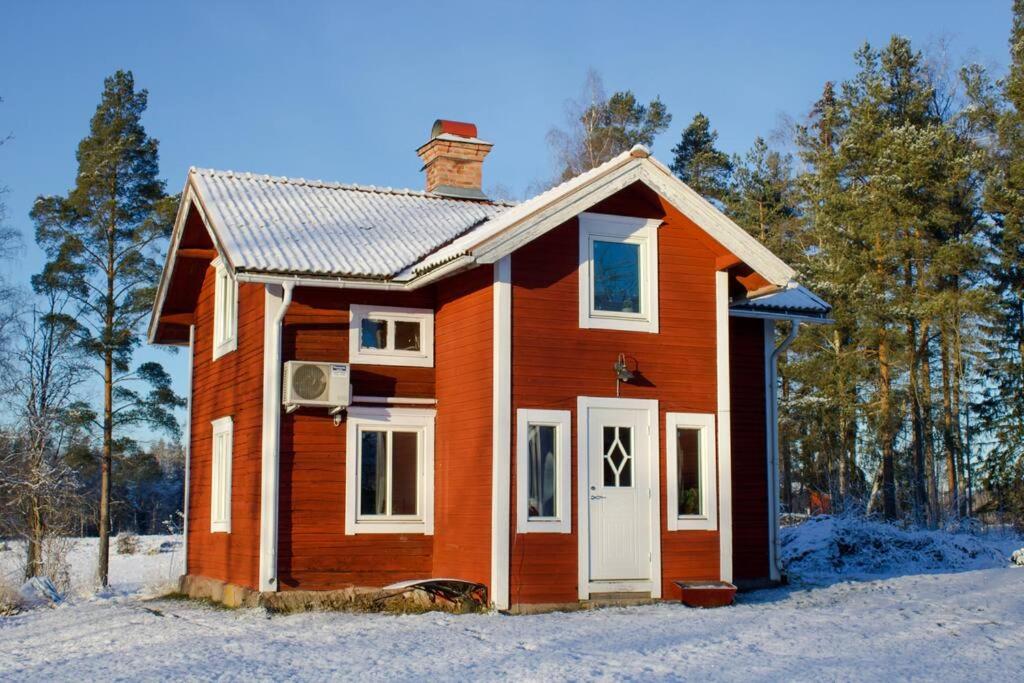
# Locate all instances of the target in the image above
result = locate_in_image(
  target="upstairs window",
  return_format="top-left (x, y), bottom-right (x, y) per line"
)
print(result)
top-left (210, 416), bottom-right (233, 533)
top-left (349, 304), bottom-right (434, 367)
top-left (578, 213), bottom-right (661, 333)
top-left (516, 409), bottom-right (571, 533)
top-left (345, 407), bottom-right (435, 535)
top-left (211, 257), bottom-right (238, 360)
top-left (665, 412), bottom-right (717, 531)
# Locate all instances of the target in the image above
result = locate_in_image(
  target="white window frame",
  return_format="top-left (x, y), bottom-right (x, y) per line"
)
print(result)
top-left (345, 406), bottom-right (435, 535)
top-left (578, 212), bottom-right (661, 333)
top-left (665, 412), bottom-right (718, 531)
top-left (211, 257), bottom-right (238, 360)
top-left (348, 304), bottom-right (434, 367)
top-left (210, 416), bottom-right (233, 533)
top-left (516, 409), bottom-right (572, 534)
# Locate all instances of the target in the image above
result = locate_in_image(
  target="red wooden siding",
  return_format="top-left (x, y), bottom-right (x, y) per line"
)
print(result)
top-left (508, 184), bottom-right (724, 605)
top-left (729, 317), bottom-right (770, 581)
top-left (432, 267), bottom-right (494, 586)
top-left (187, 271), bottom-right (265, 589)
top-left (277, 287), bottom-right (437, 590)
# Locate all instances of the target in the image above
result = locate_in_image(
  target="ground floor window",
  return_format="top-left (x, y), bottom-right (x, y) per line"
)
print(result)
top-left (516, 408), bottom-right (572, 533)
top-left (210, 416), bottom-right (233, 533)
top-left (345, 407), bottom-right (435, 534)
top-left (665, 412), bottom-right (717, 531)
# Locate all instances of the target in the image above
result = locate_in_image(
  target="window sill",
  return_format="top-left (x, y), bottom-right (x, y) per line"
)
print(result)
top-left (519, 518), bottom-right (571, 534)
top-left (345, 520), bottom-right (432, 535)
top-left (210, 525), bottom-right (231, 534)
top-left (348, 352), bottom-right (433, 368)
top-left (667, 517), bottom-right (716, 532)
top-left (212, 339), bottom-right (237, 361)
top-left (580, 314), bottom-right (659, 334)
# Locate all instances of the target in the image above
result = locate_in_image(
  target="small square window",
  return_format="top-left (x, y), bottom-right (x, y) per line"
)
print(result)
top-left (665, 413), bottom-right (717, 531)
top-left (516, 409), bottom-right (572, 533)
top-left (349, 305), bottom-right (434, 367)
top-left (578, 213), bottom-right (660, 333)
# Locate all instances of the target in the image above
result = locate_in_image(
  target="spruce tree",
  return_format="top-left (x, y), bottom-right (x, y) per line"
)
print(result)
top-left (670, 113), bottom-right (733, 203)
top-left (31, 71), bottom-right (182, 587)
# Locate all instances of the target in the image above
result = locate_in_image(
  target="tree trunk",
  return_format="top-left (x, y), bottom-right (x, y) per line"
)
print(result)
top-left (908, 318), bottom-right (927, 526)
top-left (879, 333), bottom-right (897, 519)
top-left (25, 495), bottom-right (44, 580)
top-left (99, 347), bottom-right (112, 587)
top-left (920, 328), bottom-right (938, 527)
top-left (940, 321), bottom-right (958, 517)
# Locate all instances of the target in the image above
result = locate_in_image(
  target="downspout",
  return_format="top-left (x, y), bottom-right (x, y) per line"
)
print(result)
top-left (259, 282), bottom-right (294, 592)
top-left (766, 319), bottom-right (799, 582)
top-left (182, 325), bottom-right (194, 577)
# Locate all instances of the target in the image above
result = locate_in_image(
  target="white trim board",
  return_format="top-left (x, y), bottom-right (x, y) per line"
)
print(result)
top-left (490, 256), bottom-right (512, 610)
top-left (576, 396), bottom-right (661, 600)
top-left (715, 271), bottom-right (734, 583)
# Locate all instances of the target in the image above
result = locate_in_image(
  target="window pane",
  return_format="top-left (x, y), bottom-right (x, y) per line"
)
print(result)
top-left (390, 431), bottom-right (419, 516)
top-left (360, 431), bottom-right (387, 515)
top-left (602, 426), bottom-right (632, 487)
top-left (360, 318), bottom-right (388, 350)
top-left (394, 320), bottom-right (421, 352)
top-left (527, 424), bottom-right (557, 518)
top-left (677, 428), bottom-right (702, 516)
top-left (593, 241), bottom-right (641, 313)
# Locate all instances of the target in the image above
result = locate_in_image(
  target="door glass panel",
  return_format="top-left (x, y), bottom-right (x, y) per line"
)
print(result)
top-left (593, 240), bottom-right (641, 313)
top-left (602, 425), bottom-right (633, 487)
top-left (527, 424), bottom-right (557, 518)
top-left (394, 320), bottom-right (421, 351)
top-left (360, 318), bottom-right (388, 350)
top-left (390, 431), bottom-right (419, 515)
top-left (360, 430), bottom-right (387, 515)
top-left (676, 427), bottom-right (702, 515)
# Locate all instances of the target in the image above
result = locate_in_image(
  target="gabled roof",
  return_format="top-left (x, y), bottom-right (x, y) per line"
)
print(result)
top-left (730, 284), bottom-right (833, 323)
top-left (189, 168), bottom-right (512, 279)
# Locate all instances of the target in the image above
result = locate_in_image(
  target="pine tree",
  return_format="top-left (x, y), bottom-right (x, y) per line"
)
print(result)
top-left (547, 69), bottom-right (672, 180)
top-left (30, 71), bottom-right (182, 587)
top-left (976, 0), bottom-right (1024, 523)
top-left (670, 113), bottom-right (733, 203)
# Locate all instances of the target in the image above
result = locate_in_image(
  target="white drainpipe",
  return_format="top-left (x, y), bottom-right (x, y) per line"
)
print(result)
top-left (765, 319), bottom-right (800, 582)
top-left (259, 282), bottom-right (294, 592)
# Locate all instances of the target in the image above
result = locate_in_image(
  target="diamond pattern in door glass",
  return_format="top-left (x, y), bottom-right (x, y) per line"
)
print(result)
top-left (601, 426), bottom-right (633, 488)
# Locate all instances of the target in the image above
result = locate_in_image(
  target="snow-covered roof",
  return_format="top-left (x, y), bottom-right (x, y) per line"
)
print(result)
top-left (730, 284), bottom-right (833, 322)
top-left (190, 168), bottom-right (512, 279)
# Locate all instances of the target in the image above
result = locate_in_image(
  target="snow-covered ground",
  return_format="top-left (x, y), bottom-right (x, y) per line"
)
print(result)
top-left (1, 521), bottom-right (1021, 681)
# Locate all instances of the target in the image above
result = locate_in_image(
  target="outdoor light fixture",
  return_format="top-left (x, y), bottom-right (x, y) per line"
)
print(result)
top-left (614, 353), bottom-right (634, 396)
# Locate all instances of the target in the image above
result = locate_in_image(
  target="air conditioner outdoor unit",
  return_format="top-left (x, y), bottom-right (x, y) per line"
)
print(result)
top-left (282, 361), bottom-right (350, 410)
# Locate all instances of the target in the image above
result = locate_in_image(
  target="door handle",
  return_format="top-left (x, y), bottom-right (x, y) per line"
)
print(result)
top-left (590, 494), bottom-right (606, 500)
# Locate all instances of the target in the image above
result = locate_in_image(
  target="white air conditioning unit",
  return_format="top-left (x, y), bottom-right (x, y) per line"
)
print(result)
top-left (282, 361), bottom-right (350, 410)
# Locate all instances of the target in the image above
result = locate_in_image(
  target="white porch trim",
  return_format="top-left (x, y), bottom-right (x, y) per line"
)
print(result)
top-left (182, 325), bottom-right (194, 575)
top-left (490, 256), bottom-right (512, 610)
top-left (716, 271), bottom-right (734, 584)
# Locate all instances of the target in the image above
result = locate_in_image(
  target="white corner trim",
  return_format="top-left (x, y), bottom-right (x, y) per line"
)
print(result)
top-left (182, 325), bottom-right (194, 574)
top-left (348, 304), bottom-right (434, 367)
top-left (259, 283), bottom-right (292, 592)
top-left (665, 412), bottom-right (718, 532)
top-left (515, 409), bottom-right (572, 534)
top-left (715, 271), bottom-right (733, 583)
top-left (577, 213), bottom-right (661, 334)
top-left (212, 257), bottom-right (239, 361)
top-left (491, 256), bottom-right (512, 610)
top-left (210, 416), bottom-right (233, 534)
top-left (344, 406), bottom-right (436, 535)
top-left (764, 319), bottom-right (780, 581)
top-left (576, 396), bottom-right (661, 600)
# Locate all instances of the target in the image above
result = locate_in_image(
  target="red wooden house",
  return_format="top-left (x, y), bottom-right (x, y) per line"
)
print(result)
top-left (148, 120), bottom-right (830, 610)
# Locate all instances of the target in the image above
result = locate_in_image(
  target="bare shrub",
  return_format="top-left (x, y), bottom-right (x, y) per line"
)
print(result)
top-left (115, 533), bottom-right (139, 556)
top-left (0, 582), bottom-right (22, 616)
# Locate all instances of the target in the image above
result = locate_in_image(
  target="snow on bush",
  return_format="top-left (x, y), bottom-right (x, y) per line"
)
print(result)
top-left (115, 533), bottom-right (140, 555)
top-left (781, 515), bottom-right (1017, 582)
top-left (1012, 548), bottom-right (1024, 566)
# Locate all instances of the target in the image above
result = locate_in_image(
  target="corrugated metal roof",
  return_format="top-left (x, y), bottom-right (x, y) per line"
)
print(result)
top-left (730, 285), bottom-right (832, 319)
top-left (190, 168), bottom-right (512, 279)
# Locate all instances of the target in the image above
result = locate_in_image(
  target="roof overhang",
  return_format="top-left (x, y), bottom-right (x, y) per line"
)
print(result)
top-left (729, 284), bottom-right (833, 325)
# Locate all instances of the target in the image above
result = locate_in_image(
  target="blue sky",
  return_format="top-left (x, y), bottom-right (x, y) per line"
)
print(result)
top-left (0, 0), bottom-right (1013, 439)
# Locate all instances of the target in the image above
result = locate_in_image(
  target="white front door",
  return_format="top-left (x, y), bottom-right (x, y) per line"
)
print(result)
top-left (580, 399), bottom-right (656, 588)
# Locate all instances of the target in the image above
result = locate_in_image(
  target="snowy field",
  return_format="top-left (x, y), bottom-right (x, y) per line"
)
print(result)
top-left (0, 520), bottom-right (1022, 681)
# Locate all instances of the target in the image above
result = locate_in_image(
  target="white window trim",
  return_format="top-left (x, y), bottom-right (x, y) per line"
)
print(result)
top-left (345, 406), bottom-right (435, 535)
top-left (665, 412), bottom-right (718, 531)
top-left (516, 409), bottom-right (572, 534)
top-left (210, 416), bottom-right (233, 533)
top-left (578, 212), bottom-right (661, 333)
top-left (211, 257), bottom-right (238, 360)
top-left (348, 304), bottom-right (434, 367)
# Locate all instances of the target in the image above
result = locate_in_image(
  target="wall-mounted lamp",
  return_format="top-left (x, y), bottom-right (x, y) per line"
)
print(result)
top-left (614, 353), bottom-right (634, 396)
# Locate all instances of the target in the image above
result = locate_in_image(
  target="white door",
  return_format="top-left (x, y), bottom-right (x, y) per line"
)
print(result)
top-left (584, 404), bottom-right (652, 583)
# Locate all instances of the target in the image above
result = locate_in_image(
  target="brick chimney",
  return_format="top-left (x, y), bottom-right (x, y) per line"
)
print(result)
top-left (416, 119), bottom-right (492, 199)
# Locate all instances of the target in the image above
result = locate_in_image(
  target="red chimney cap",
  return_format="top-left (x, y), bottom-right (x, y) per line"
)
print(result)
top-left (431, 119), bottom-right (478, 139)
